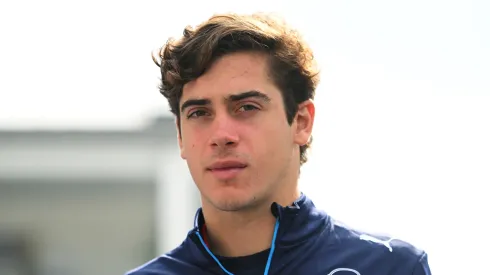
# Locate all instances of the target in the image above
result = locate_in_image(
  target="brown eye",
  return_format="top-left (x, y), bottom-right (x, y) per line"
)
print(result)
top-left (188, 110), bottom-right (209, 118)
top-left (237, 104), bottom-right (259, 112)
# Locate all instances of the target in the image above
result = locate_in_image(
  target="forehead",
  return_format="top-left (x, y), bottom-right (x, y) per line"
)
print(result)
top-left (182, 52), bottom-right (276, 100)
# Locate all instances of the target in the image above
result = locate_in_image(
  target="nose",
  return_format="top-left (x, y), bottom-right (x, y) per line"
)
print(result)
top-left (209, 115), bottom-right (239, 149)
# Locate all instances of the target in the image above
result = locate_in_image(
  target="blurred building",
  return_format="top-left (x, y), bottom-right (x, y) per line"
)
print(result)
top-left (0, 116), bottom-right (200, 275)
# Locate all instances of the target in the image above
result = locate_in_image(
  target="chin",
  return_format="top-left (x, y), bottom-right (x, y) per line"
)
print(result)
top-left (211, 199), bottom-right (256, 212)
top-left (207, 190), bottom-right (259, 212)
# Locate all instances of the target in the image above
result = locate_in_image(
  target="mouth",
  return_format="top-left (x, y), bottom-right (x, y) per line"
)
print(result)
top-left (206, 161), bottom-right (248, 180)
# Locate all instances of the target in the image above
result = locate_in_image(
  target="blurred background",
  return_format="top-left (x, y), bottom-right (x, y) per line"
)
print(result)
top-left (0, 0), bottom-right (489, 274)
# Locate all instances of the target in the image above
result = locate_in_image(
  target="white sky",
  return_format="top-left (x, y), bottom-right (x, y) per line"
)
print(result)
top-left (1, 0), bottom-right (489, 274)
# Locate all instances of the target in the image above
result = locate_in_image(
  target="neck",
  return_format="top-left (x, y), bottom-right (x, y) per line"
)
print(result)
top-left (201, 187), bottom-right (301, 257)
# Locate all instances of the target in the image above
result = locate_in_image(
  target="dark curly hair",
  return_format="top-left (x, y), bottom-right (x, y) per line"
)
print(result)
top-left (152, 13), bottom-right (320, 165)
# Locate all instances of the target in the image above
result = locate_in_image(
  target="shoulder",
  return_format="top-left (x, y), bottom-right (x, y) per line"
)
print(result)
top-left (125, 256), bottom-right (165, 275)
top-left (328, 219), bottom-right (431, 273)
top-left (124, 244), bottom-right (189, 275)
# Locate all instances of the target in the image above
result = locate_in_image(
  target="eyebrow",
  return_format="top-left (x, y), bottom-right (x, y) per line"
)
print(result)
top-left (228, 90), bottom-right (271, 103)
top-left (180, 90), bottom-right (271, 113)
top-left (180, 98), bottom-right (211, 113)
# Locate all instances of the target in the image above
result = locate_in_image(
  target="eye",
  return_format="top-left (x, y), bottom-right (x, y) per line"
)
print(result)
top-left (237, 104), bottom-right (259, 112)
top-left (187, 110), bottom-right (209, 119)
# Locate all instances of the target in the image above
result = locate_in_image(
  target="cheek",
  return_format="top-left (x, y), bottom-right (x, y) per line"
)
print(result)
top-left (184, 141), bottom-right (199, 158)
top-left (253, 122), bottom-right (291, 159)
top-left (181, 129), bottom-right (201, 160)
top-left (181, 126), bottom-right (202, 149)
top-left (183, 141), bottom-right (204, 178)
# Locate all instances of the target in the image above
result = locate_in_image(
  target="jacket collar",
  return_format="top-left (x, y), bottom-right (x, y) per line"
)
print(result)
top-left (192, 193), bottom-right (331, 247)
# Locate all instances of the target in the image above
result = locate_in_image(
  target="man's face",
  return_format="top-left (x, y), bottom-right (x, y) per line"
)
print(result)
top-left (178, 52), bottom-right (313, 211)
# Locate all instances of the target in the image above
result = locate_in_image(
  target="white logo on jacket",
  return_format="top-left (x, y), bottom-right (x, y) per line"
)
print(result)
top-left (327, 267), bottom-right (361, 275)
top-left (359, 234), bottom-right (397, 252)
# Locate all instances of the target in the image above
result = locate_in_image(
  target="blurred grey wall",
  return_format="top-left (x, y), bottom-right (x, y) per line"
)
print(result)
top-left (0, 116), bottom-right (200, 275)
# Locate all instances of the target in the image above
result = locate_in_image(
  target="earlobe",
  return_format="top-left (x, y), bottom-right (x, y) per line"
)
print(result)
top-left (294, 100), bottom-right (315, 146)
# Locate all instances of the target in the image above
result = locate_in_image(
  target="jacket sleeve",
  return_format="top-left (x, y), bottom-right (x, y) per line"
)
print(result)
top-left (412, 252), bottom-right (432, 275)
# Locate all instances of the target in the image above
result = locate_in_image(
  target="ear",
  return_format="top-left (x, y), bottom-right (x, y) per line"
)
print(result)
top-left (176, 118), bottom-right (186, 160)
top-left (293, 99), bottom-right (315, 146)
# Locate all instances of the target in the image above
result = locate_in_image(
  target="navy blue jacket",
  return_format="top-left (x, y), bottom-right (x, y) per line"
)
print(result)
top-left (126, 194), bottom-right (431, 275)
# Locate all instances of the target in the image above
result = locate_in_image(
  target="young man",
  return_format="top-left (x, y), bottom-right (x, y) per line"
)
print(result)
top-left (127, 13), bottom-right (432, 275)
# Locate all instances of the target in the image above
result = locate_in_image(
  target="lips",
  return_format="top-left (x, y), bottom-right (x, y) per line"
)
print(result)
top-left (207, 160), bottom-right (247, 170)
top-left (206, 160), bottom-right (247, 180)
